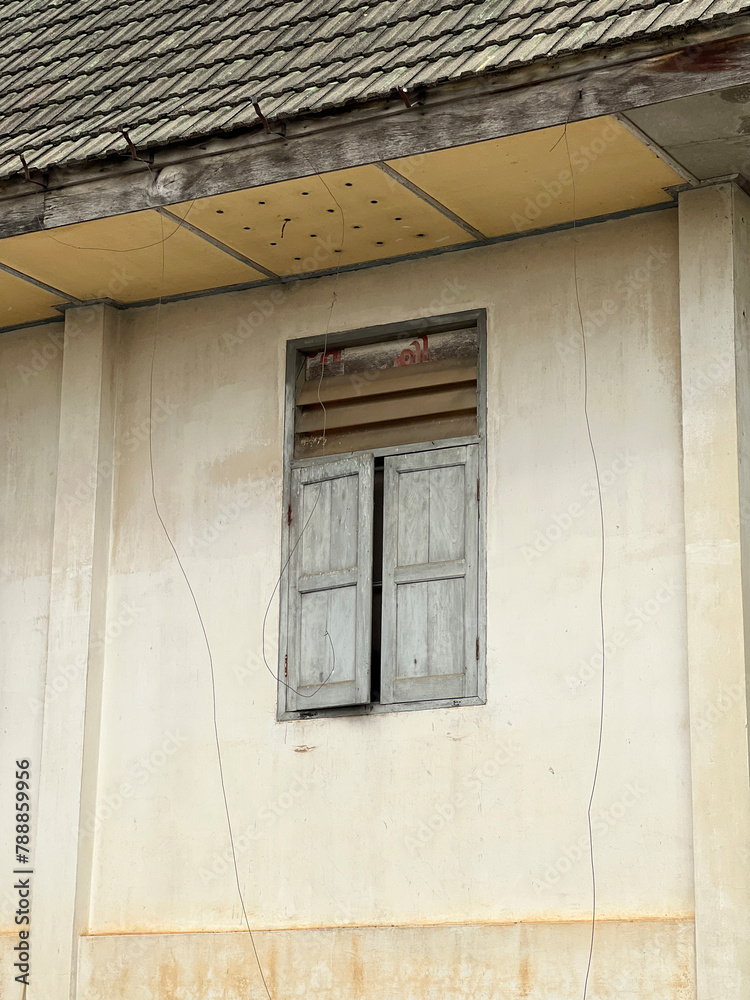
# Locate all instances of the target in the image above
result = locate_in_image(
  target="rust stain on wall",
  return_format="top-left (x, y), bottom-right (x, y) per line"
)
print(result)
top-left (652, 34), bottom-right (750, 73)
top-left (517, 953), bottom-right (532, 998)
top-left (517, 922), bottom-right (532, 998)
top-left (264, 934), bottom-right (279, 997)
top-left (155, 954), bottom-right (179, 998)
top-left (350, 935), bottom-right (366, 998)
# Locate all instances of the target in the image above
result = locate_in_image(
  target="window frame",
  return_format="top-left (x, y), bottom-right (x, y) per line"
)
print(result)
top-left (277, 309), bottom-right (488, 721)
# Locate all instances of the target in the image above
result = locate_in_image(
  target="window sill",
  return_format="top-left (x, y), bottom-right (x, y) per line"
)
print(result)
top-left (278, 694), bottom-right (486, 722)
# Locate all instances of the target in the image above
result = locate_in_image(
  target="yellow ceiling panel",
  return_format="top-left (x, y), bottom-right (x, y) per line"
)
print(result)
top-left (0, 211), bottom-right (266, 304)
top-left (0, 268), bottom-right (65, 326)
top-left (387, 116), bottom-right (683, 237)
top-left (0, 118), bottom-right (685, 323)
top-left (169, 164), bottom-right (475, 276)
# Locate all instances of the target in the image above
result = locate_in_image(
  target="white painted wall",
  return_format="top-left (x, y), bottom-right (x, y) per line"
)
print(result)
top-left (3, 209), bottom-right (698, 998)
top-left (0, 323), bottom-right (63, 974)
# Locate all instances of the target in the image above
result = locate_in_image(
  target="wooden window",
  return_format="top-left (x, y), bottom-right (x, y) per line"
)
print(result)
top-left (380, 445), bottom-right (479, 705)
top-left (279, 313), bottom-right (486, 718)
top-left (284, 455), bottom-right (373, 712)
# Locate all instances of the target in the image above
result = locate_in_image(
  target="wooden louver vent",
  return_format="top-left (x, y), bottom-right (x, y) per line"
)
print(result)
top-left (295, 327), bottom-right (478, 457)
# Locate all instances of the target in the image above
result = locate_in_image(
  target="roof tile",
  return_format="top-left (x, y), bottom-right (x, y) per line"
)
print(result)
top-left (1, 0), bottom-right (748, 178)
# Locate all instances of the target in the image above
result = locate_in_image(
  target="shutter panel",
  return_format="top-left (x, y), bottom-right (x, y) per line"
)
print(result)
top-left (380, 445), bottom-right (479, 705)
top-left (295, 328), bottom-right (479, 459)
top-left (285, 454), bottom-right (373, 712)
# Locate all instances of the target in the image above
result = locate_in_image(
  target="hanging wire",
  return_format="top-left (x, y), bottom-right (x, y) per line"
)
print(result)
top-left (35, 138), bottom-right (276, 995)
top-left (260, 478), bottom-right (338, 699)
top-left (311, 168), bottom-right (346, 447)
top-left (143, 137), bottom-right (349, 999)
top-left (259, 145), bottom-right (348, 698)
top-left (143, 182), bottom-right (274, 999)
top-left (555, 96), bottom-right (608, 1000)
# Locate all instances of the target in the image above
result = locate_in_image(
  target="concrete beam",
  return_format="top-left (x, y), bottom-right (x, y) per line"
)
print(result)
top-left (679, 181), bottom-right (750, 998)
top-left (32, 305), bottom-right (118, 1000)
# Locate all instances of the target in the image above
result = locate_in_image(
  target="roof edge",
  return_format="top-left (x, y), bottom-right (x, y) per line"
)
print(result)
top-left (1, 16), bottom-right (749, 240)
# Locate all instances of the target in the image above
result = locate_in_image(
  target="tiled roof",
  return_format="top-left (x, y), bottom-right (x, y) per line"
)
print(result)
top-left (0, 0), bottom-right (747, 179)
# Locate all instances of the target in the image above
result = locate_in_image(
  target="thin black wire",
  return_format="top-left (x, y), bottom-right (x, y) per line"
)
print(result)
top-left (310, 167), bottom-right (346, 444)
top-left (259, 481), bottom-right (337, 698)
top-left (259, 146), bottom-right (347, 698)
top-left (36, 163), bottom-right (263, 994)
top-left (148, 341), bottom-right (272, 998)
top-left (33, 159), bottom-right (262, 994)
top-left (143, 141), bottom-right (345, 999)
top-left (144, 192), bottom-right (273, 998)
top-left (41, 154), bottom-right (190, 251)
top-left (80, 136), bottom-right (346, 992)
top-left (560, 101), bottom-right (607, 1000)
top-left (38, 132), bottom-right (341, 994)
top-left (44, 219), bottom-right (187, 252)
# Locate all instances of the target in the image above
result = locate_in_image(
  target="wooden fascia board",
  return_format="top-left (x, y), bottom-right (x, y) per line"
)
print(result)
top-left (1, 20), bottom-right (750, 240)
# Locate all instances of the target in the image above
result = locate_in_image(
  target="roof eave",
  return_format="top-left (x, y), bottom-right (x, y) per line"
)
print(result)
top-left (1, 16), bottom-right (749, 240)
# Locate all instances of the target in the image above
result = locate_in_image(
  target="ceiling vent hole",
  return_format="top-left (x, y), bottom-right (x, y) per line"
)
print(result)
top-left (301, 191), bottom-right (309, 196)
top-left (243, 226), bottom-right (251, 230)
top-left (376, 241), bottom-right (384, 245)
top-left (270, 242), bottom-right (277, 246)
top-left (416, 233), bottom-right (425, 237)
top-left (395, 217), bottom-right (402, 221)
top-left (370, 200), bottom-right (378, 204)
top-left (353, 225), bottom-right (361, 229)
top-left (216, 209), bottom-right (224, 214)
top-left (310, 234), bottom-right (317, 238)
top-left (258, 200), bottom-right (265, 205)
top-left (327, 209), bottom-right (335, 213)
top-left (345, 182), bottom-right (353, 187)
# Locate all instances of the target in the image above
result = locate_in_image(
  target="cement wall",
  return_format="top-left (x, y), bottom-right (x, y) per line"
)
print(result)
top-left (0, 323), bottom-right (63, 983)
top-left (2, 208), bottom-right (696, 998)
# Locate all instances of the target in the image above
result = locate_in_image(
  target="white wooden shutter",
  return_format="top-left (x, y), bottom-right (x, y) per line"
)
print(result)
top-left (284, 454), bottom-right (373, 712)
top-left (380, 445), bottom-right (479, 704)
